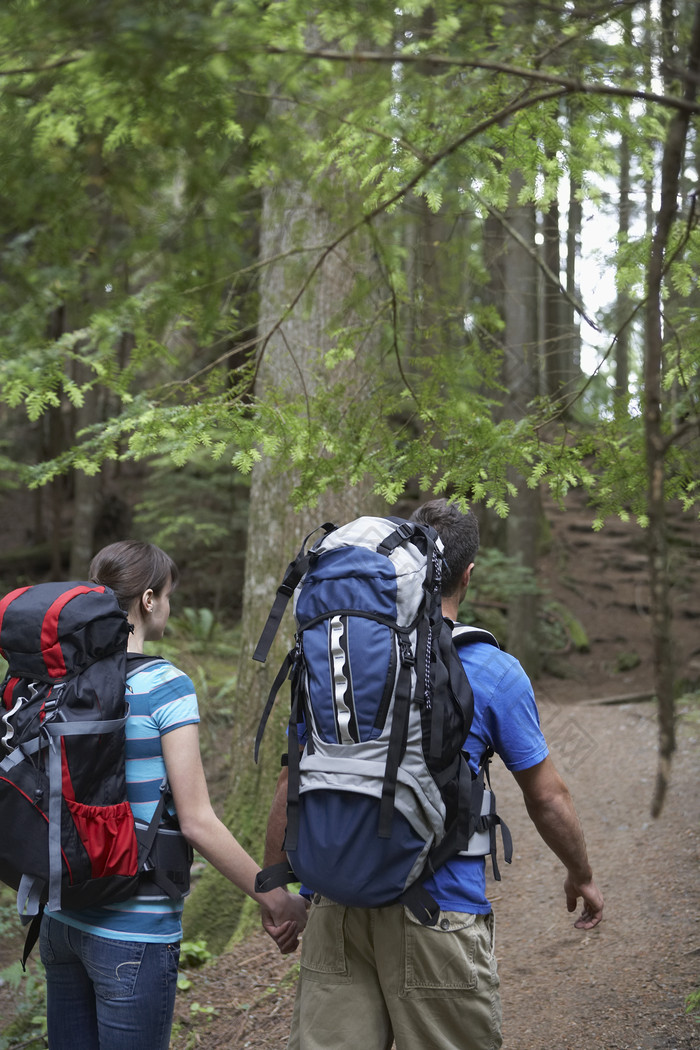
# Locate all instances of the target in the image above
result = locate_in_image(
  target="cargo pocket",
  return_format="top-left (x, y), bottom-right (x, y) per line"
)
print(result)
top-left (403, 909), bottom-right (480, 998)
top-left (65, 799), bottom-right (138, 878)
top-left (299, 897), bottom-right (351, 984)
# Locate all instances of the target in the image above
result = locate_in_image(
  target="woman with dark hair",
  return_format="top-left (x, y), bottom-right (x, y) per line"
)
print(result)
top-left (39, 541), bottom-right (307, 1050)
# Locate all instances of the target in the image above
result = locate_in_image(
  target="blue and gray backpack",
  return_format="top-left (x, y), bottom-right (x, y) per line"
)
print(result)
top-left (253, 516), bottom-right (512, 924)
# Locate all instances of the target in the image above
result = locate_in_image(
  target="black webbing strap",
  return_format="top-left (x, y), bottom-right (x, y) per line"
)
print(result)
top-left (375, 520), bottom-right (421, 556)
top-left (448, 628), bottom-right (476, 727)
top-left (126, 654), bottom-right (165, 673)
top-left (146, 868), bottom-right (187, 900)
top-left (378, 655), bottom-right (413, 838)
top-left (429, 625), bottom-right (475, 764)
top-left (253, 523), bottom-right (336, 664)
top-left (254, 649), bottom-right (295, 762)
top-left (427, 625), bottom-right (451, 760)
top-left (394, 525), bottom-right (442, 705)
top-left (254, 860), bottom-right (297, 894)
top-left (135, 781), bottom-right (168, 869)
top-left (495, 816), bottom-right (513, 875)
top-left (427, 765), bottom-right (475, 877)
top-left (399, 881), bottom-right (440, 926)
top-left (479, 756), bottom-right (513, 880)
top-left (20, 910), bottom-right (43, 970)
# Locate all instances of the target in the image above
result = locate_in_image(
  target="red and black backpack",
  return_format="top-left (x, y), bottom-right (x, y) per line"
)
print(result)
top-left (0, 582), bottom-right (191, 962)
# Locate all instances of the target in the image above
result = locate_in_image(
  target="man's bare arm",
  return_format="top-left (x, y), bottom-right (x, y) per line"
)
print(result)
top-left (512, 756), bottom-right (604, 929)
top-left (264, 766), bottom-right (290, 867)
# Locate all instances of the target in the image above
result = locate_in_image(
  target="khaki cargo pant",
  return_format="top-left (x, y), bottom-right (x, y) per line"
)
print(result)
top-left (288, 896), bottom-right (502, 1050)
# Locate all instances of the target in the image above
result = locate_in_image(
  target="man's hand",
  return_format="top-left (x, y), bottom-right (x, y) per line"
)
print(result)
top-left (259, 888), bottom-right (308, 954)
top-left (565, 874), bottom-right (604, 929)
top-left (514, 758), bottom-right (604, 931)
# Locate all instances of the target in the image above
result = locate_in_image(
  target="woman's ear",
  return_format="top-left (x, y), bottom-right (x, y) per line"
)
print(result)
top-left (140, 588), bottom-right (155, 615)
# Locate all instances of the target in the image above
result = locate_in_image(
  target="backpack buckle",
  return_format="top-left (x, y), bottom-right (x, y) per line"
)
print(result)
top-left (399, 637), bottom-right (415, 667)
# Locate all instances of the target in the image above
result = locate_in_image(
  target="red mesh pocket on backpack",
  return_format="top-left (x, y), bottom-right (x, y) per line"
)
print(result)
top-left (65, 799), bottom-right (138, 879)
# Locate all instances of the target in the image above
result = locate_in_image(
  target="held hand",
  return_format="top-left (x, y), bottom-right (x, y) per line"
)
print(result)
top-left (260, 889), bottom-right (308, 954)
top-left (565, 874), bottom-right (604, 929)
top-left (261, 912), bottom-right (301, 954)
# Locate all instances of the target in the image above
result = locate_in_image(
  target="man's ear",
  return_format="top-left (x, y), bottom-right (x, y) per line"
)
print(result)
top-left (461, 563), bottom-right (474, 591)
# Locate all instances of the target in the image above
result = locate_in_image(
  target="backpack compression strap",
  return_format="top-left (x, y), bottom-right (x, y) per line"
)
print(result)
top-left (375, 521), bottom-right (445, 836)
top-left (253, 523), bottom-right (336, 665)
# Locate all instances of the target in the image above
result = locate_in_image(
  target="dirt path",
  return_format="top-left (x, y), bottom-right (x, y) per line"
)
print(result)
top-left (487, 693), bottom-right (699, 1050)
top-left (165, 695), bottom-right (699, 1050)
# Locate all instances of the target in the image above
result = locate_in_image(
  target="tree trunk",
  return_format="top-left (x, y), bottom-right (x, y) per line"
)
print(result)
top-left (614, 6), bottom-right (633, 411)
top-left (502, 173), bottom-right (541, 677)
top-left (565, 148), bottom-right (582, 377)
top-left (542, 179), bottom-right (577, 402)
top-left (615, 125), bottom-right (631, 409)
top-left (183, 96), bottom-right (386, 950)
top-left (646, 1), bottom-right (700, 817)
top-left (69, 375), bottom-right (102, 578)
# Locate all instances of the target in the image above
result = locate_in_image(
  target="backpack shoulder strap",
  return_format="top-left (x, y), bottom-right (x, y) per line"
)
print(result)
top-left (451, 623), bottom-right (500, 649)
top-left (253, 523), bottom-right (337, 664)
top-left (126, 653), bottom-right (166, 674)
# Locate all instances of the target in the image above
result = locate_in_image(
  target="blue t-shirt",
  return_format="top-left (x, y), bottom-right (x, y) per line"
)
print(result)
top-left (422, 636), bottom-right (548, 913)
top-left (48, 660), bottom-right (200, 943)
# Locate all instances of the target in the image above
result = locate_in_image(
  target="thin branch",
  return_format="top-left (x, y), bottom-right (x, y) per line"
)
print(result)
top-left (529, 0), bottom-right (649, 71)
top-left (235, 86), bottom-right (428, 163)
top-left (262, 46), bottom-right (700, 116)
top-left (366, 225), bottom-right (423, 408)
top-left (470, 190), bottom-right (601, 333)
top-left (252, 83), bottom-right (568, 380)
top-left (538, 175), bottom-right (700, 427)
top-left (279, 327), bottom-right (312, 426)
top-left (180, 240), bottom-right (346, 296)
top-left (0, 53), bottom-right (80, 76)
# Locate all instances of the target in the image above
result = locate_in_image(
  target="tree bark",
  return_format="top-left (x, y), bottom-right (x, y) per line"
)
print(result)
top-left (183, 91), bottom-right (386, 950)
top-left (645, 0), bottom-right (700, 817)
top-left (502, 172), bottom-right (541, 677)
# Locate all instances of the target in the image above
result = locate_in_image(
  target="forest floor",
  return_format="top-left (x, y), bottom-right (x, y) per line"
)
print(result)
top-left (1, 488), bottom-right (699, 1049)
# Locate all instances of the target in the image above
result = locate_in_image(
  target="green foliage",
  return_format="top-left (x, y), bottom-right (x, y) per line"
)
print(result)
top-left (0, 0), bottom-right (698, 528)
top-left (145, 619), bottom-right (240, 775)
top-left (133, 445), bottom-right (249, 619)
top-left (179, 939), bottom-right (214, 968)
top-left (0, 955), bottom-right (46, 1050)
top-left (459, 548), bottom-right (590, 656)
top-left (459, 547), bottom-right (539, 638)
top-left (544, 600), bottom-right (590, 653)
top-left (170, 608), bottom-right (219, 647)
top-left (686, 986), bottom-right (700, 1022)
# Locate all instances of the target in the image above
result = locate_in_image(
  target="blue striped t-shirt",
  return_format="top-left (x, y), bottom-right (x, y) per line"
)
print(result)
top-left (47, 659), bottom-right (200, 943)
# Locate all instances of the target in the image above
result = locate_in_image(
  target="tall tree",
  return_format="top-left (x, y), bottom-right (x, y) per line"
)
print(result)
top-left (2, 0), bottom-right (699, 832)
top-left (183, 52), bottom-right (389, 947)
top-left (645, 2), bottom-right (700, 816)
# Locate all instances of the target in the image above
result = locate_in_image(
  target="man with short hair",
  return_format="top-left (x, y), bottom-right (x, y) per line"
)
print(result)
top-left (264, 498), bottom-right (604, 1050)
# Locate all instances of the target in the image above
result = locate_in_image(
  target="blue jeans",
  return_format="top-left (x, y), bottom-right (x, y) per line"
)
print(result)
top-left (39, 915), bottom-right (180, 1050)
